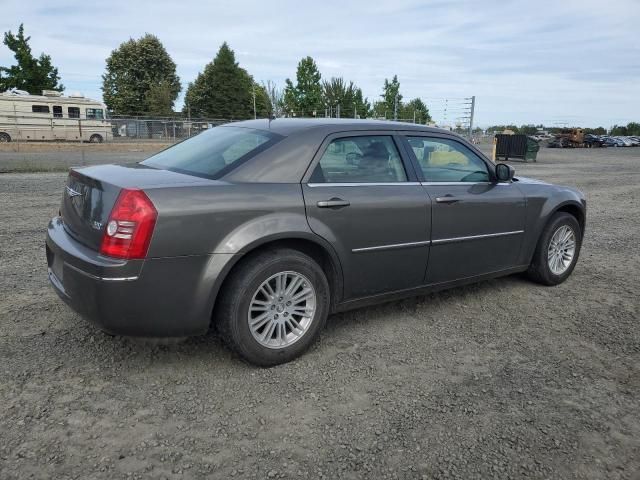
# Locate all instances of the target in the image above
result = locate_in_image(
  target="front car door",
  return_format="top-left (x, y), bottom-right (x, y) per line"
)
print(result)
top-left (402, 134), bottom-right (526, 285)
top-left (302, 132), bottom-right (431, 300)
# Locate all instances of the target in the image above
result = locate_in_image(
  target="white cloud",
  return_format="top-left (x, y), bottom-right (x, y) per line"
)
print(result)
top-left (1, 0), bottom-right (638, 126)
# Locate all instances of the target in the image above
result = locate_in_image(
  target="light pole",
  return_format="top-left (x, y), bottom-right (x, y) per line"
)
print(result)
top-left (354, 102), bottom-right (357, 119)
top-left (393, 93), bottom-right (398, 121)
top-left (252, 84), bottom-right (257, 119)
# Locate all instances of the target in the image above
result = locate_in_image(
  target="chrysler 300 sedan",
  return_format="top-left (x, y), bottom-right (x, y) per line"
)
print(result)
top-left (46, 119), bottom-right (586, 365)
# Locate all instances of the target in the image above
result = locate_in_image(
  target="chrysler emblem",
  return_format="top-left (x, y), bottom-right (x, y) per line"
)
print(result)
top-left (65, 185), bottom-right (83, 198)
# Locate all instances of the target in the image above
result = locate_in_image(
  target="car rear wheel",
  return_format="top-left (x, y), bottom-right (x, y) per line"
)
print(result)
top-left (0, 132), bottom-right (11, 143)
top-left (215, 248), bottom-right (330, 366)
top-left (89, 134), bottom-right (103, 143)
top-left (527, 212), bottom-right (582, 285)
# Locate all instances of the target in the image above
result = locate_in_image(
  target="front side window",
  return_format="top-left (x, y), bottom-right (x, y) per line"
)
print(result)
top-left (52, 106), bottom-right (62, 118)
top-left (142, 126), bottom-right (281, 179)
top-left (68, 107), bottom-right (80, 118)
top-left (310, 135), bottom-right (407, 183)
top-left (406, 136), bottom-right (490, 183)
top-left (86, 108), bottom-right (104, 119)
top-left (32, 105), bottom-right (50, 114)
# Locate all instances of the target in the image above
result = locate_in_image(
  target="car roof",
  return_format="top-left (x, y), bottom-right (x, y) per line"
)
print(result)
top-left (222, 118), bottom-right (452, 136)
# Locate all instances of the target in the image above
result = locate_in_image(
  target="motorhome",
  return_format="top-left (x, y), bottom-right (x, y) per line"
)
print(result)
top-left (0, 89), bottom-right (112, 143)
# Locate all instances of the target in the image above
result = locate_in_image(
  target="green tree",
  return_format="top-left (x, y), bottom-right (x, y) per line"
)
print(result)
top-left (321, 77), bottom-right (370, 118)
top-left (0, 24), bottom-right (63, 94)
top-left (400, 98), bottom-right (431, 123)
top-left (145, 81), bottom-right (176, 117)
top-left (624, 122), bottom-right (640, 136)
top-left (373, 75), bottom-right (402, 119)
top-left (102, 34), bottom-right (180, 115)
top-left (584, 126), bottom-right (607, 135)
top-left (262, 80), bottom-right (284, 117)
top-left (252, 81), bottom-right (271, 118)
top-left (283, 57), bottom-right (323, 117)
top-left (184, 42), bottom-right (257, 119)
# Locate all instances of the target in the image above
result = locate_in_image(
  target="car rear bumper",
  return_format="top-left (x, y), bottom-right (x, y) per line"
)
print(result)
top-left (46, 216), bottom-right (224, 338)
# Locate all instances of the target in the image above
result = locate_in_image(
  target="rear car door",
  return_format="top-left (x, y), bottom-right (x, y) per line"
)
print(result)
top-left (403, 134), bottom-right (526, 284)
top-left (302, 132), bottom-right (431, 300)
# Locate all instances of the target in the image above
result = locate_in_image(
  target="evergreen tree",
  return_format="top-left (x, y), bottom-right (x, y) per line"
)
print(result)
top-left (183, 42), bottom-right (255, 119)
top-left (374, 75), bottom-right (402, 119)
top-left (0, 24), bottom-right (63, 94)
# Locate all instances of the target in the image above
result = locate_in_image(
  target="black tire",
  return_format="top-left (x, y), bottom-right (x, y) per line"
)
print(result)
top-left (89, 134), bottom-right (103, 143)
top-left (215, 248), bottom-right (330, 366)
top-left (527, 212), bottom-right (582, 286)
top-left (0, 132), bottom-right (11, 143)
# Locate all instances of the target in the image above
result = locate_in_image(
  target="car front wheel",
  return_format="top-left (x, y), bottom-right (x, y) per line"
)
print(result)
top-left (527, 212), bottom-right (582, 285)
top-left (215, 248), bottom-right (330, 366)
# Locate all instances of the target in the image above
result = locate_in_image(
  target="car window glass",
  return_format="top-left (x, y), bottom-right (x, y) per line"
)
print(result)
top-left (407, 137), bottom-right (490, 182)
top-left (312, 136), bottom-right (407, 183)
top-left (141, 126), bottom-right (280, 179)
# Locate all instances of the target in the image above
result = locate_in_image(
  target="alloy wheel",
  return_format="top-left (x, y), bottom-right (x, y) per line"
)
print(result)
top-left (247, 271), bottom-right (316, 349)
top-left (547, 225), bottom-right (576, 275)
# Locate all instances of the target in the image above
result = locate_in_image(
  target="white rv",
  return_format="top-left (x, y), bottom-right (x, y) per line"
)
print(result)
top-left (0, 89), bottom-right (112, 143)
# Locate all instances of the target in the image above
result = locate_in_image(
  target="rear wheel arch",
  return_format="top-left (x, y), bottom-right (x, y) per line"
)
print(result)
top-left (210, 236), bottom-right (343, 324)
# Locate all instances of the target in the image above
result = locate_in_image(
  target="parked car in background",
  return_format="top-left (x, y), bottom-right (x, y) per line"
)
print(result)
top-left (46, 119), bottom-right (586, 365)
top-left (603, 137), bottom-right (626, 147)
top-left (584, 134), bottom-right (606, 148)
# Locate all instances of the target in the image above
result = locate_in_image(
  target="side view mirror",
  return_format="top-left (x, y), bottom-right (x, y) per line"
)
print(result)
top-left (495, 163), bottom-right (515, 182)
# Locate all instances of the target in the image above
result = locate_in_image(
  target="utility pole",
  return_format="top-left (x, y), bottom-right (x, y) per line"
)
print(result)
top-left (413, 109), bottom-right (416, 123)
top-left (393, 93), bottom-right (398, 121)
top-left (468, 95), bottom-right (475, 138)
top-left (354, 102), bottom-right (357, 119)
top-left (252, 84), bottom-right (257, 119)
top-left (336, 104), bottom-right (340, 119)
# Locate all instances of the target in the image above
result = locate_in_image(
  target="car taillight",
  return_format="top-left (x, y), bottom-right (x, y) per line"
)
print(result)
top-left (100, 189), bottom-right (157, 259)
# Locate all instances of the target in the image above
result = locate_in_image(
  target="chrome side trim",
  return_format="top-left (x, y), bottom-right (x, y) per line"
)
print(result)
top-left (308, 182), bottom-right (421, 187)
top-left (432, 230), bottom-right (524, 245)
top-left (352, 240), bottom-right (431, 253)
top-left (420, 181), bottom-right (512, 186)
top-left (66, 263), bottom-right (139, 282)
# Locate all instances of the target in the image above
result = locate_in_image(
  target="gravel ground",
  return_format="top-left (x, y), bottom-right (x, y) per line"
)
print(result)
top-left (0, 147), bottom-right (639, 479)
top-left (0, 141), bottom-right (171, 173)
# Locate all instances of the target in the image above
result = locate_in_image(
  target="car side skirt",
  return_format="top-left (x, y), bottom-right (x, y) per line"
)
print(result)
top-left (332, 265), bottom-right (529, 313)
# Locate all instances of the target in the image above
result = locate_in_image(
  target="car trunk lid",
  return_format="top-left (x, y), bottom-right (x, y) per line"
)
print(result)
top-left (60, 163), bottom-right (214, 251)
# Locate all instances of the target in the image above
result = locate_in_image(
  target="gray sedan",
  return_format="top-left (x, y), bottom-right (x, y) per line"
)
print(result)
top-left (46, 119), bottom-right (586, 365)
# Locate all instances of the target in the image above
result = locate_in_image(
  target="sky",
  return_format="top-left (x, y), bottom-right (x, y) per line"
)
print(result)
top-left (1, 0), bottom-right (638, 128)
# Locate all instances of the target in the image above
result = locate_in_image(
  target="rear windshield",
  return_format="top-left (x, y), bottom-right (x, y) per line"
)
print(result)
top-left (141, 126), bottom-right (281, 179)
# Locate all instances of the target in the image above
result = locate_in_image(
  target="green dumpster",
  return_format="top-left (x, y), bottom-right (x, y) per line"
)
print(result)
top-left (525, 137), bottom-right (540, 162)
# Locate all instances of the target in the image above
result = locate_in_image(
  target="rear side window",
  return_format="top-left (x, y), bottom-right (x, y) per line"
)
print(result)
top-left (406, 136), bottom-right (490, 183)
top-left (310, 135), bottom-right (407, 183)
top-left (142, 126), bottom-right (281, 179)
top-left (68, 107), bottom-right (80, 118)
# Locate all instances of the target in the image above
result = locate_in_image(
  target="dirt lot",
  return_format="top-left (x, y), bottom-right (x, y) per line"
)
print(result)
top-left (1, 147), bottom-right (639, 479)
top-left (0, 141), bottom-right (172, 173)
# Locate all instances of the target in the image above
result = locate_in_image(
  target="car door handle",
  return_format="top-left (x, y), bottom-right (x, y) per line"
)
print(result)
top-left (435, 196), bottom-right (461, 204)
top-left (317, 198), bottom-right (350, 208)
